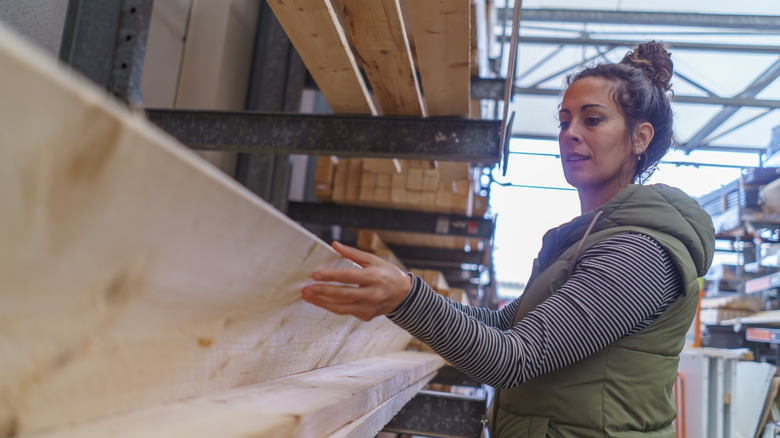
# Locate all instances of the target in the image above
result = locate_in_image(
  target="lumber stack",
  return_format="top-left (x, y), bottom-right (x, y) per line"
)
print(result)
top-left (410, 269), bottom-right (469, 306)
top-left (0, 23), bottom-right (444, 438)
top-left (269, 0), bottom-right (472, 117)
top-left (315, 157), bottom-right (489, 217)
top-left (356, 230), bottom-right (407, 271)
top-left (278, 0), bottom-right (490, 225)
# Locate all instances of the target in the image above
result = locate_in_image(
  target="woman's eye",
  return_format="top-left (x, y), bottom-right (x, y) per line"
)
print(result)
top-left (558, 121), bottom-right (570, 130)
top-left (585, 117), bottom-right (601, 126)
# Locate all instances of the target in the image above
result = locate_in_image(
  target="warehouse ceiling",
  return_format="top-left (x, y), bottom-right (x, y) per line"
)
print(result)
top-left (489, 0), bottom-right (780, 159)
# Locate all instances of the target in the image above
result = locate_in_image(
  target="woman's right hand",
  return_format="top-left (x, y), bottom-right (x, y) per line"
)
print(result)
top-left (302, 241), bottom-right (413, 321)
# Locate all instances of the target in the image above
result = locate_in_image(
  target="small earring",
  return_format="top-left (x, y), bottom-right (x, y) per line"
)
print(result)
top-left (637, 154), bottom-right (643, 162)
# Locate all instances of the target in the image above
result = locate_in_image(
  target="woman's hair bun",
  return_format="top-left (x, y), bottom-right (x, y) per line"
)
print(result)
top-left (620, 41), bottom-right (673, 92)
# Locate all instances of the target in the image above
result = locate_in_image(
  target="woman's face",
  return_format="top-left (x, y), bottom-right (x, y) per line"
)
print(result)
top-left (558, 76), bottom-right (639, 210)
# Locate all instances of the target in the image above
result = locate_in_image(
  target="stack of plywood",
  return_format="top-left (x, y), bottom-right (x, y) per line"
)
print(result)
top-left (0, 23), bottom-right (444, 438)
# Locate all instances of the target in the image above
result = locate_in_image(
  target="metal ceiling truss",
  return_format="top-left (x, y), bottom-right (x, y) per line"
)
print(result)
top-left (496, 8), bottom-right (780, 31)
top-left (472, 78), bottom-right (780, 110)
top-left (682, 59), bottom-right (780, 152)
top-left (486, 9), bottom-right (780, 157)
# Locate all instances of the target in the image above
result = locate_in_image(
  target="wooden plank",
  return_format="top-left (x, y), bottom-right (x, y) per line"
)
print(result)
top-left (362, 158), bottom-right (402, 174)
top-left (328, 370), bottom-right (432, 438)
top-left (32, 352), bottom-right (444, 438)
top-left (346, 158), bottom-right (363, 202)
top-left (314, 155), bottom-right (339, 201)
top-left (0, 24), bottom-right (411, 435)
top-left (470, 2), bottom-right (479, 77)
top-left (375, 230), bottom-right (481, 251)
top-left (266, 0), bottom-right (376, 115)
top-left (332, 158), bottom-right (349, 202)
top-left (438, 161), bottom-right (472, 183)
top-left (338, 0), bottom-right (425, 116)
top-left (406, 0), bottom-right (470, 116)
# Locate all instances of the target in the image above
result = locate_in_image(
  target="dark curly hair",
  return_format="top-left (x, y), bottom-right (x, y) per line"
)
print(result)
top-left (565, 41), bottom-right (675, 183)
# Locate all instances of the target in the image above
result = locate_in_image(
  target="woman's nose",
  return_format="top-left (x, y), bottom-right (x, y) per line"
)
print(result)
top-left (564, 123), bottom-right (581, 143)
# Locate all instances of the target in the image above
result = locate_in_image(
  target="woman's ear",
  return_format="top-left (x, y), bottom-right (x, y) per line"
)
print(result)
top-left (633, 122), bottom-right (655, 155)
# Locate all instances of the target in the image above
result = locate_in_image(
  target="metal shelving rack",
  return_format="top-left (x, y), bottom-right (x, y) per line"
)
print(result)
top-left (54, 1), bottom-right (496, 436)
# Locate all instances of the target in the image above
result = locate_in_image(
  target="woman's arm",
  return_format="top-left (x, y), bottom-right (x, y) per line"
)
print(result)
top-left (391, 280), bottom-right (521, 330)
top-left (302, 234), bottom-right (680, 388)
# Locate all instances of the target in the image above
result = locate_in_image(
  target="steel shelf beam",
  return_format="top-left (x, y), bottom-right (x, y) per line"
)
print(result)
top-left (287, 202), bottom-right (494, 239)
top-left (146, 109), bottom-right (502, 163)
top-left (384, 390), bottom-right (486, 438)
top-left (390, 245), bottom-right (485, 265)
top-left (496, 35), bottom-right (780, 55)
top-left (496, 8), bottom-right (780, 30)
top-left (405, 265), bottom-right (482, 279)
top-left (430, 366), bottom-right (482, 388)
top-left (683, 59), bottom-right (780, 152)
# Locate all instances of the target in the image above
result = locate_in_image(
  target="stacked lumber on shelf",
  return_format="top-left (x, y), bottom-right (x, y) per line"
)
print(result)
top-left (278, 0), bottom-right (488, 219)
top-left (356, 231), bottom-right (472, 306)
top-left (410, 269), bottom-right (469, 306)
top-left (269, 0), bottom-right (471, 117)
top-left (0, 23), bottom-right (444, 438)
top-left (316, 157), bottom-right (489, 217)
top-left (356, 230), bottom-right (407, 271)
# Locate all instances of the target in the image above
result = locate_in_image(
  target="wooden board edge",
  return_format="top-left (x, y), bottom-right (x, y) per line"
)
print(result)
top-left (328, 370), bottom-right (436, 438)
top-left (30, 352), bottom-right (445, 438)
top-left (0, 21), bottom-right (411, 434)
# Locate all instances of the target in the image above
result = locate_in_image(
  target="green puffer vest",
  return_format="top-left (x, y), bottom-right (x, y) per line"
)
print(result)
top-left (494, 184), bottom-right (714, 438)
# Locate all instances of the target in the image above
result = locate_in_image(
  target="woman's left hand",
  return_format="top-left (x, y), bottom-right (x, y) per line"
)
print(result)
top-left (302, 241), bottom-right (413, 321)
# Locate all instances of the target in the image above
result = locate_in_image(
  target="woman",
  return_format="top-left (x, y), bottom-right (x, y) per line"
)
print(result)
top-left (302, 41), bottom-right (715, 437)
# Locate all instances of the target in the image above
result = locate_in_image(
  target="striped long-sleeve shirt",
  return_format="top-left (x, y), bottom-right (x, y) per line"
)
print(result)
top-left (387, 232), bottom-right (684, 389)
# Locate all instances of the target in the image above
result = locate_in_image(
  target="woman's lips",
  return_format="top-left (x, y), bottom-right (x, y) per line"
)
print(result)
top-left (565, 153), bottom-right (589, 162)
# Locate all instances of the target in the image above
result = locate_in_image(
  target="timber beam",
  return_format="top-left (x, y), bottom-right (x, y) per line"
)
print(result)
top-left (146, 109), bottom-right (501, 163)
top-left (287, 202), bottom-right (495, 239)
